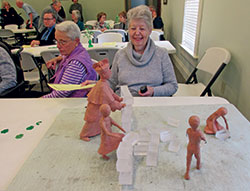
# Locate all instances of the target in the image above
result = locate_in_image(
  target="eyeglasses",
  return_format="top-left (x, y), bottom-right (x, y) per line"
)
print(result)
top-left (55, 39), bottom-right (72, 46)
top-left (43, 18), bottom-right (54, 21)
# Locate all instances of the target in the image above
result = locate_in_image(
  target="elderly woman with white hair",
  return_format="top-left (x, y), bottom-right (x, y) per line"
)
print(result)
top-left (71, 10), bottom-right (84, 31)
top-left (109, 5), bottom-right (178, 97)
top-left (43, 21), bottom-right (96, 98)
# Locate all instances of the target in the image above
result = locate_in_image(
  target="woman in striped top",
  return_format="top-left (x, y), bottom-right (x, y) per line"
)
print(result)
top-left (43, 21), bottom-right (96, 98)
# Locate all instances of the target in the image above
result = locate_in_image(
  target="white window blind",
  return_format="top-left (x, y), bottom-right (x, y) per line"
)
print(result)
top-left (181, 0), bottom-right (203, 58)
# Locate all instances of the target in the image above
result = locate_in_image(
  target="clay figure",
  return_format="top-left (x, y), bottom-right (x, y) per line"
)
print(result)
top-left (184, 116), bottom-right (207, 180)
top-left (204, 107), bottom-right (229, 134)
top-left (98, 104), bottom-right (126, 160)
top-left (80, 59), bottom-right (125, 141)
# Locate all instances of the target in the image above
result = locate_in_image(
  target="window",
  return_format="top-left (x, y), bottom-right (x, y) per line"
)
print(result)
top-left (181, 0), bottom-right (203, 58)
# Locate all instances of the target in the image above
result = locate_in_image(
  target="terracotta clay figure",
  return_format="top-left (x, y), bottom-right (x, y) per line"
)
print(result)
top-left (184, 116), bottom-right (207, 180)
top-left (204, 107), bottom-right (229, 134)
top-left (80, 59), bottom-right (125, 141)
top-left (98, 104), bottom-right (126, 160)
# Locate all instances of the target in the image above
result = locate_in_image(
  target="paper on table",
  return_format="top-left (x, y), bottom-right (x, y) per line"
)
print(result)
top-left (47, 83), bottom-right (95, 91)
top-left (102, 42), bottom-right (117, 46)
top-left (168, 139), bottom-right (181, 153)
top-left (215, 129), bottom-right (230, 141)
top-left (167, 117), bottom-right (180, 128)
top-left (22, 45), bottom-right (31, 48)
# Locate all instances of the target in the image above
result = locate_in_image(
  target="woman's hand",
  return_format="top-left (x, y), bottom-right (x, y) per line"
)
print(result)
top-left (46, 56), bottom-right (62, 70)
top-left (30, 40), bottom-right (40, 47)
top-left (138, 86), bottom-right (154, 97)
top-left (80, 80), bottom-right (97, 87)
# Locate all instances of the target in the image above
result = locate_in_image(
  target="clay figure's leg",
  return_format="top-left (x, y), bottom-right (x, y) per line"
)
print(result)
top-left (184, 152), bottom-right (193, 180)
top-left (194, 152), bottom-right (201, 169)
top-left (80, 124), bottom-right (91, 142)
top-left (80, 136), bottom-right (91, 142)
top-left (102, 155), bottom-right (110, 160)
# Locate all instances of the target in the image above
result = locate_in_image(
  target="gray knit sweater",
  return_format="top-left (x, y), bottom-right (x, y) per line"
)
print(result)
top-left (109, 39), bottom-right (178, 96)
top-left (0, 47), bottom-right (17, 94)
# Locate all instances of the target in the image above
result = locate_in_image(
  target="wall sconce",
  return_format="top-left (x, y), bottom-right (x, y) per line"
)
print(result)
top-left (163, 0), bottom-right (168, 5)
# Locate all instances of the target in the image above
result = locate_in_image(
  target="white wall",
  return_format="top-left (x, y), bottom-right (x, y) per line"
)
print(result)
top-left (162, 0), bottom-right (250, 120)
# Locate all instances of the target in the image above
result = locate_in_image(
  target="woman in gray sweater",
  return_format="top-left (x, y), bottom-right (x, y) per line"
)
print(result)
top-left (109, 5), bottom-right (178, 96)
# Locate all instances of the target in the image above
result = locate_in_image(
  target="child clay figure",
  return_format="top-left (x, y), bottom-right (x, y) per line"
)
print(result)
top-left (184, 115), bottom-right (207, 180)
top-left (98, 104), bottom-right (126, 160)
top-left (204, 107), bottom-right (229, 134)
top-left (80, 59), bottom-right (125, 141)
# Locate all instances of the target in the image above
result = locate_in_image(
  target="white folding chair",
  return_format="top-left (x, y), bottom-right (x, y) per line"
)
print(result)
top-left (87, 47), bottom-right (120, 68)
top-left (97, 33), bottom-right (123, 43)
top-left (4, 24), bottom-right (18, 30)
top-left (0, 29), bottom-right (17, 45)
top-left (104, 29), bottom-right (127, 42)
top-left (105, 20), bottom-right (115, 28)
top-left (20, 52), bottom-right (48, 92)
top-left (150, 30), bottom-right (161, 41)
top-left (85, 20), bottom-right (97, 27)
top-left (80, 33), bottom-right (93, 43)
top-left (40, 49), bottom-right (60, 80)
top-left (173, 47), bottom-right (231, 96)
top-left (40, 49), bottom-right (60, 63)
top-left (82, 29), bottom-right (102, 43)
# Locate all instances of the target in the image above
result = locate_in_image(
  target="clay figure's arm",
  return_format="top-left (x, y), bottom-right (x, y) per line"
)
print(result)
top-left (222, 116), bottom-right (229, 130)
top-left (112, 92), bottom-right (123, 102)
top-left (199, 130), bottom-right (207, 143)
top-left (111, 119), bottom-right (126, 133)
top-left (110, 101), bottom-right (126, 112)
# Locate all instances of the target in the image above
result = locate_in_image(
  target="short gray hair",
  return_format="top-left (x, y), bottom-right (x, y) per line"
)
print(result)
top-left (55, 21), bottom-right (81, 40)
top-left (72, 10), bottom-right (81, 20)
top-left (127, 5), bottom-right (153, 29)
top-left (43, 9), bottom-right (56, 19)
top-left (52, 0), bottom-right (60, 6)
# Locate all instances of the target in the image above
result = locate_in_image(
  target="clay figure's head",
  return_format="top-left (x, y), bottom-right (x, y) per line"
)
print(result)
top-left (217, 107), bottom-right (228, 116)
top-left (189, 115), bottom-right (200, 130)
top-left (100, 104), bottom-right (111, 118)
top-left (93, 59), bottom-right (111, 79)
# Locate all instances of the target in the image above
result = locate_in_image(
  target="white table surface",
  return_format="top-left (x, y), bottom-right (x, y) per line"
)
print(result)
top-left (12, 40), bottom-right (176, 58)
top-left (10, 28), bottom-right (36, 34)
top-left (0, 96), bottom-right (239, 191)
top-left (1, 97), bottom-right (249, 191)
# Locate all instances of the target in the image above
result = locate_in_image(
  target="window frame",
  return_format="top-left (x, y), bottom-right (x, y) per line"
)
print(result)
top-left (180, 0), bottom-right (204, 59)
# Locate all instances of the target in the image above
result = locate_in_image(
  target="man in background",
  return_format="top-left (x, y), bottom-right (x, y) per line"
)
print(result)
top-left (30, 10), bottom-right (56, 47)
top-left (16, 0), bottom-right (39, 30)
top-left (38, 0), bottom-right (63, 32)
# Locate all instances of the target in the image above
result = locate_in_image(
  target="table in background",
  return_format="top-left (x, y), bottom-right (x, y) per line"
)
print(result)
top-left (10, 28), bottom-right (36, 35)
top-left (11, 40), bottom-right (176, 58)
top-left (1, 97), bottom-right (249, 191)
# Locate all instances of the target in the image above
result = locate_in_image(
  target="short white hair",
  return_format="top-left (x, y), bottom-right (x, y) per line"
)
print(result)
top-left (127, 5), bottom-right (153, 29)
top-left (72, 10), bottom-right (81, 20)
top-left (55, 21), bottom-right (81, 40)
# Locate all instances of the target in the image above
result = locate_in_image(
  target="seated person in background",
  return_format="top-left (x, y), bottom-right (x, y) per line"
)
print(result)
top-left (109, 5), bottom-right (178, 97)
top-left (0, 1), bottom-right (24, 28)
top-left (69, 0), bottom-right (83, 22)
top-left (51, 0), bottom-right (66, 20)
top-left (0, 47), bottom-right (17, 94)
top-left (72, 10), bottom-right (84, 31)
top-left (95, 12), bottom-right (108, 32)
top-left (43, 21), bottom-right (96, 98)
top-left (30, 10), bottom-right (56, 47)
top-left (149, 5), bottom-right (164, 30)
top-left (114, 11), bottom-right (128, 30)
